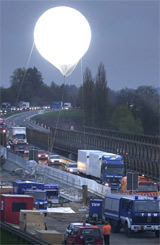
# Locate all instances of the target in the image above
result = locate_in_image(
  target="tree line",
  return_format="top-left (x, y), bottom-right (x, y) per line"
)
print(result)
top-left (0, 65), bottom-right (159, 136)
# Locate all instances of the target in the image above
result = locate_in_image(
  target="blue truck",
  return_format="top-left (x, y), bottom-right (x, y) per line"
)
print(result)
top-left (24, 189), bottom-right (48, 210)
top-left (13, 180), bottom-right (60, 209)
top-left (44, 184), bottom-right (60, 206)
top-left (77, 150), bottom-right (124, 190)
top-left (13, 180), bottom-right (44, 194)
top-left (52, 101), bottom-right (63, 110)
top-left (86, 199), bottom-right (104, 224)
top-left (104, 194), bottom-right (160, 237)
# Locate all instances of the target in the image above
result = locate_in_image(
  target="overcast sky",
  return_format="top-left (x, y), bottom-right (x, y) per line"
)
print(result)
top-left (1, 0), bottom-right (159, 91)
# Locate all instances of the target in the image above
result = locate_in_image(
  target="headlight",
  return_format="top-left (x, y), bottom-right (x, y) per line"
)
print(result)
top-left (105, 183), bottom-right (109, 187)
top-left (69, 169), bottom-right (73, 172)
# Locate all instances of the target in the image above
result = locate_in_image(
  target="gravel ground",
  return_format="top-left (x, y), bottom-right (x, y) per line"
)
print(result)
top-left (0, 168), bottom-right (90, 233)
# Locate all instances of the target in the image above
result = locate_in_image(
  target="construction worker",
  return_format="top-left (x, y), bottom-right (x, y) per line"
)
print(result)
top-left (102, 221), bottom-right (111, 245)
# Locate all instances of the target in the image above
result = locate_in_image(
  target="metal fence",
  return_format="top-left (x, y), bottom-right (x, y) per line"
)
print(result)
top-left (2, 147), bottom-right (110, 199)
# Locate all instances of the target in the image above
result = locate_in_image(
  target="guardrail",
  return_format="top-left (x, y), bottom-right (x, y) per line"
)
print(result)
top-left (0, 221), bottom-right (49, 245)
top-left (36, 164), bottom-right (110, 198)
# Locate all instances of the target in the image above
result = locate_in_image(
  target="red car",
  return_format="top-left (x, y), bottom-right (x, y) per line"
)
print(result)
top-left (37, 150), bottom-right (49, 160)
top-left (64, 222), bottom-right (103, 245)
top-left (37, 150), bottom-right (49, 165)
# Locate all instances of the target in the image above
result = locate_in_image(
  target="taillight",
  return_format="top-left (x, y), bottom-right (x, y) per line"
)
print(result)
top-left (75, 237), bottom-right (83, 244)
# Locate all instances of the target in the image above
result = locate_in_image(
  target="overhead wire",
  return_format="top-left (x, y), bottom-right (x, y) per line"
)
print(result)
top-left (51, 75), bottom-right (66, 152)
top-left (80, 57), bottom-right (87, 149)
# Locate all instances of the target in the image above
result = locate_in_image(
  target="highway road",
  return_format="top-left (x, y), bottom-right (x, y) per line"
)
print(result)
top-left (6, 110), bottom-right (50, 132)
top-left (3, 111), bottom-right (160, 244)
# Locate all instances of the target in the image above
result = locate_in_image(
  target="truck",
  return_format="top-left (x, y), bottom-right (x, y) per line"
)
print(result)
top-left (52, 101), bottom-right (63, 110)
top-left (86, 199), bottom-right (105, 224)
top-left (8, 127), bottom-right (29, 154)
top-left (44, 184), bottom-right (60, 206)
top-left (120, 175), bottom-right (158, 197)
top-left (63, 102), bottom-right (72, 110)
top-left (13, 180), bottom-right (60, 209)
top-left (77, 150), bottom-right (124, 190)
top-left (24, 189), bottom-right (48, 210)
top-left (18, 101), bottom-right (30, 110)
top-left (104, 194), bottom-right (160, 237)
top-left (8, 127), bottom-right (27, 141)
top-left (13, 180), bottom-right (44, 194)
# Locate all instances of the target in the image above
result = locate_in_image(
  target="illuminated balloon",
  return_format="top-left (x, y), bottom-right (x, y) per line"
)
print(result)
top-left (34, 6), bottom-right (91, 77)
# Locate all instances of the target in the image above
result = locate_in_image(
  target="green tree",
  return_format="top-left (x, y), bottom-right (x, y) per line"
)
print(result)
top-left (82, 67), bottom-right (95, 126)
top-left (116, 86), bottom-right (160, 135)
top-left (95, 63), bottom-right (108, 128)
top-left (133, 86), bottom-right (159, 135)
top-left (9, 67), bottom-right (54, 106)
top-left (109, 104), bottom-right (143, 134)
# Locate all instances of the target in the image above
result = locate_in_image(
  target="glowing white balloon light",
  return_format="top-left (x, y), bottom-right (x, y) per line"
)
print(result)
top-left (34, 6), bottom-right (91, 77)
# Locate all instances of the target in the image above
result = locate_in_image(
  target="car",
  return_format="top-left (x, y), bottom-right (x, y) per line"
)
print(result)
top-left (65, 162), bottom-right (78, 174)
top-left (64, 222), bottom-right (103, 245)
top-left (37, 150), bottom-right (49, 160)
top-left (48, 154), bottom-right (61, 165)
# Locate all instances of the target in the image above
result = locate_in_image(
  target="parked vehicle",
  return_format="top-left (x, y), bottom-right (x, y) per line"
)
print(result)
top-left (104, 194), bottom-right (160, 237)
top-left (120, 174), bottom-right (158, 197)
top-left (24, 189), bottom-right (48, 210)
top-left (65, 162), bottom-right (78, 174)
top-left (48, 154), bottom-right (61, 165)
top-left (77, 150), bottom-right (124, 190)
top-left (64, 222), bottom-right (103, 245)
top-left (86, 199), bottom-right (104, 224)
top-left (12, 180), bottom-right (60, 209)
top-left (44, 184), bottom-right (60, 206)
top-left (13, 179), bottom-right (44, 194)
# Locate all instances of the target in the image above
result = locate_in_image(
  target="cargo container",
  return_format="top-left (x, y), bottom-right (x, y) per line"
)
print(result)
top-left (77, 150), bottom-right (102, 175)
top-left (0, 194), bottom-right (34, 224)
